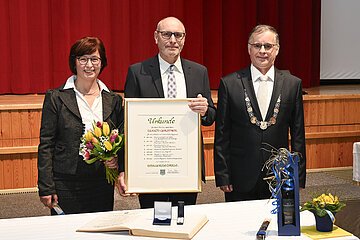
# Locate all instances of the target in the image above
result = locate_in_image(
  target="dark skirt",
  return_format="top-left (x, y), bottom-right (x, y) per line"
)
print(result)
top-left (52, 173), bottom-right (114, 215)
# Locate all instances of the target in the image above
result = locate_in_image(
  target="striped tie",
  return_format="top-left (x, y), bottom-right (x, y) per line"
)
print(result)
top-left (167, 65), bottom-right (177, 98)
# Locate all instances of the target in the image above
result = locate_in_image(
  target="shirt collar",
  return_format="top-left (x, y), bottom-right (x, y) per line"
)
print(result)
top-left (63, 75), bottom-right (110, 92)
top-left (158, 54), bottom-right (183, 75)
top-left (250, 64), bottom-right (275, 83)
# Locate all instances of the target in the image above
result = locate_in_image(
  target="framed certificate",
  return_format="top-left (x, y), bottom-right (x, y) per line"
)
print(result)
top-left (124, 98), bottom-right (201, 193)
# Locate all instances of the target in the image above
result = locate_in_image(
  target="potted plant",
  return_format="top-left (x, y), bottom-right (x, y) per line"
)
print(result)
top-left (301, 193), bottom-right (346, 232)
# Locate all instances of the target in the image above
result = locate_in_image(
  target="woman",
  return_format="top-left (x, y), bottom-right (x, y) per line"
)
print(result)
top-left (37, 37), bottom-right (125, 214)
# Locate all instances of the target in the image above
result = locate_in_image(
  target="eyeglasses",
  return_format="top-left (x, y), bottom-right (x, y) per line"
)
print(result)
top-left (77, 56), bottom-right (101, 66)
top-left (157, 30), bottom-right (186, 40)
top-left (248, 43), bottom-right (278, 52)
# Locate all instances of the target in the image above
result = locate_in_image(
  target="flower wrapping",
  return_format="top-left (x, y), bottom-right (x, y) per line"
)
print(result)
top-left (80, 121), bottom-right (124, 185)
top-left (301, 193), bottom-right (346, 218)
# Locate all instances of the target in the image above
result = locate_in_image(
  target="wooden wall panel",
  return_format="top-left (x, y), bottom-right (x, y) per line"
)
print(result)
top-left (3, 156), bottom-right (14, 189)
top-left (303, 94), bottom-right (360, 170)
top-left (204, 144), bottom-right (214, 178)
top-left (1, 89), bottom-right (360, 189)
top-left (0, 157), bottom-right (4, 189)
top-left (1, 111), bottom-right (12, 147)
top-left (12, 157), bottom-right (23, 188)
top-left (306, 137), bottom-right (356, 169)
top-left (0, 99), bottom-right (42, 190)
top-left (22, 156), bottom-right (32, 188)
top-left (20, 111), bottom-right (32, 141)
top-left (0, 154), bottom-right (38, 189)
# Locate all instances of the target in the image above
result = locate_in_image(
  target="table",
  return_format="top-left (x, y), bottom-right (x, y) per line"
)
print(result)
top-left (354, 142), bottom-right (360, 182)
top-left (0, 200), bottom-right (358, 240)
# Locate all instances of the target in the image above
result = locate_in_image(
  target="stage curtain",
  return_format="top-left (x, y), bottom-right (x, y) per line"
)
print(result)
top-left (0, 0), bottom-right (320, 94)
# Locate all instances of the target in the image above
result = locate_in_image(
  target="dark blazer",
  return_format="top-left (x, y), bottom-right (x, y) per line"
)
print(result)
top-left (37, 85), bottom-right (124, 196)
top-left (214, 66), bottom-right (306, 192)
top-left (125, 55), bottom-right (216, 181)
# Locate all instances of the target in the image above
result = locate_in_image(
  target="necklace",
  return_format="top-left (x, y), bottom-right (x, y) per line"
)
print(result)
top-left (80, 89), bottom-right (99, 96)
top-left (75, 84), bottom-right (100, 96)
top-left (244, 89), bottom-right (281, 130)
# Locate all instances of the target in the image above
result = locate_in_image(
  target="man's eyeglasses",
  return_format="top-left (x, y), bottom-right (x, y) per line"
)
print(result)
top-left (77, 56), bottom-right (101, 66)
top-left (157, 30), bottom-right (186, 40)
top-left (248, 43), bottom-right (278, 52)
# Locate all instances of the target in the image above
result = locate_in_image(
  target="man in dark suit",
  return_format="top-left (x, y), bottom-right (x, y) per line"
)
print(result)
top-left (214, 25), bottom-right (306, 202)
top-left (124, 16), bottom-right (216, 208)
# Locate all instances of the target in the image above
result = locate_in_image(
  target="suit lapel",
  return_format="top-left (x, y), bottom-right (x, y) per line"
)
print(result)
top-left (58, 89), bottom-right (81, 120)
top-left (181, 58), bottom-right (192, 97)
top-left (266, 68), bottom-right (284, 119)
top-left (239, 67), bottom-right (262, 120)
top-left (147, 56), bottom-right (165, 98)
top-left (102, 91), bottom-right (113, 121)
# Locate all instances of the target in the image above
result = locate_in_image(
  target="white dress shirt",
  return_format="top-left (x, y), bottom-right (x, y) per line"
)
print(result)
top-left (158, 54), bottom-right (187, 98)
top-left (63, 75), bottom-right (110, 131)
top-left (251, 64), bottom-right (275, 112)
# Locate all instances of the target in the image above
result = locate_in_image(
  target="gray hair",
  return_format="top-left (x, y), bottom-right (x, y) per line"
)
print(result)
top-left (248, 25), bottom-right (279, 45)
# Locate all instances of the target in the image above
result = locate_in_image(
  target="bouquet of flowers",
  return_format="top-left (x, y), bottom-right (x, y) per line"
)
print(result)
top-left (301, 192), bottom-right (346, 217)
top-left (80, 121), bottom-right (124, 185)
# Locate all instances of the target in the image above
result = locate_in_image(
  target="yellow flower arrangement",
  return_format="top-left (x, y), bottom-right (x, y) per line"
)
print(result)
top-left (301, 193), bottom-right (346, 217)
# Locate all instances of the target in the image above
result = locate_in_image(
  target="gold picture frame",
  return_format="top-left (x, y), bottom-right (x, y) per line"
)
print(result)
top-left (124, 98), bottom-right (201, 193)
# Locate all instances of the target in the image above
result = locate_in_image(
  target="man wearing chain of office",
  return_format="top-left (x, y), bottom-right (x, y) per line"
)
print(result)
top-left (214, 24), bottom-right (306, 201)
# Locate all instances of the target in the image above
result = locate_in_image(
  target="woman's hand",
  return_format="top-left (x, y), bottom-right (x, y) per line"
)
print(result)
top-left (104, 156), bottom-right (118, 169)
top-left (40, 194), bottom-right (58, 208)
top-left (219, 185), bottom-right (233, 192)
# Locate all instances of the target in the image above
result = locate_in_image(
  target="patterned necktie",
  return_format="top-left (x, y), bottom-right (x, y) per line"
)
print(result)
top-left (167, 65), bottom-right (177, 98)
top-left (257, 75), bottom-right (269, 120)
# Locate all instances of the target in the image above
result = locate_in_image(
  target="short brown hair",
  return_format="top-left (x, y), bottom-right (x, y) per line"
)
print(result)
top-left (68, 37), bottom-right (108, 75)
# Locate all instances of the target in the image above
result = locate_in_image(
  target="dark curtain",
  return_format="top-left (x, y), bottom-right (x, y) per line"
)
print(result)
top-left (0, 0), bottom-right (320, 94)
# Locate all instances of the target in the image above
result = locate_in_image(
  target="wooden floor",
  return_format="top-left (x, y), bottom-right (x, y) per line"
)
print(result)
top-left (1, 85), bottom-right (360, 190)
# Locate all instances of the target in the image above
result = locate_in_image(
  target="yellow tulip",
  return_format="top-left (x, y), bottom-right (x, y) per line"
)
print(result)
top-left (103, 122), bottom-right (110, 136)
top-left (104, 141), bottom-right (112, 151)
top-left (84, 131), bottom-right (93, 142)
top-left (94, 126), bottom-right (102, 137)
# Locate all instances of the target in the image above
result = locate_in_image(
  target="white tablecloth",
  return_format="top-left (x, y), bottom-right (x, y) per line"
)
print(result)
top-left (0, 200), bottom-right (358, 240)
top-left (354, 142), bottom-right (360, 182)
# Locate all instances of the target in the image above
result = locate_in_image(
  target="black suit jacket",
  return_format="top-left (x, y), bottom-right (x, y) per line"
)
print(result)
top-left (37, 85), bottom-right (124, 196)
top-left (214, 66), bottom-right (306, 192)
top-left (125, 55), bottom-right (216, 181)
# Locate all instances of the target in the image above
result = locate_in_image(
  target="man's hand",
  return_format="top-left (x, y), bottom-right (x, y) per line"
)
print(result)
top-left (188, 94), bottom-right (208, 117)
top-left (116, 172), bottom-right (137, 197)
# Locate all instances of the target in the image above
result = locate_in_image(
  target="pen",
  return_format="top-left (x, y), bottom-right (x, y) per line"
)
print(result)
top-left (256, 218), bottom-right (271, 240)
top-left (177, 201), bottom-right (184, 225)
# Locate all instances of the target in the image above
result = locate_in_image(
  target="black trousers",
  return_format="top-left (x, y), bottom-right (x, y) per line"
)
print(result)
top-left (138, 193), bottom-right (197, 209)
top-left (225, 172), bottom-right (271, 202)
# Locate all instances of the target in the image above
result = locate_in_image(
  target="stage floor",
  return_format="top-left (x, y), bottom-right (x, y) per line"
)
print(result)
top-left (303, 84), bottom-right (360, 95)
top-left (1, 84), bottom-right (359, 109)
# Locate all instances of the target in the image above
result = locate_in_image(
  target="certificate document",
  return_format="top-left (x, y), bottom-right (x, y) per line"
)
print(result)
top-left (124, 98), bottom-right (201, 193)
